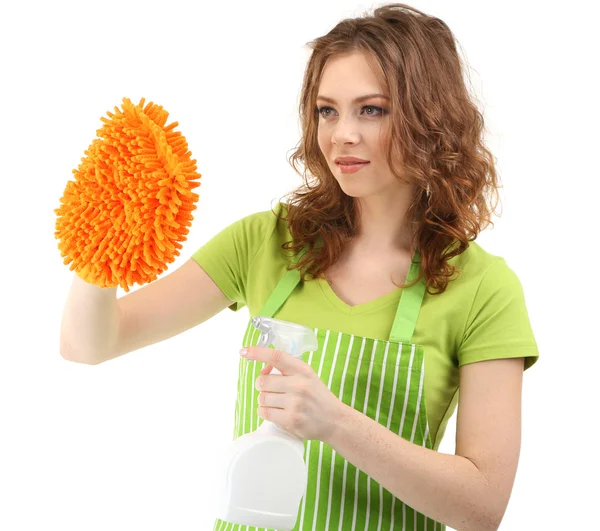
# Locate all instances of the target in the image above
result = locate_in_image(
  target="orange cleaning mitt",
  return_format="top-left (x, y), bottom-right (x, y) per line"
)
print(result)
top-left (54, 97), bottom-right (201, 292)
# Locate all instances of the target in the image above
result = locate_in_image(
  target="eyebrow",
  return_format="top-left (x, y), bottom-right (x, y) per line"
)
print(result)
top-left (316, 93), bottom-right (390, 104)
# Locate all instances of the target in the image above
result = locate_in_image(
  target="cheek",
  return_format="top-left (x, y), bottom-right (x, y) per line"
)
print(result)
top-left (378, 130), bottom-right (390, 150)
top-left (317, 128), bottom-right (327, 149)
top-left (317, 135), bottom-right (331, 162)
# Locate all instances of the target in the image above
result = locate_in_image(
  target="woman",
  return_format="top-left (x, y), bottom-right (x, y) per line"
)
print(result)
top-left (60, 3), bottom-right (538, 530)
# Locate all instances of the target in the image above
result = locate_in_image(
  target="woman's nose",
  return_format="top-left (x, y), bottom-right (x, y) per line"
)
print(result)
top-left (331, 117), bottom-right (361, 144)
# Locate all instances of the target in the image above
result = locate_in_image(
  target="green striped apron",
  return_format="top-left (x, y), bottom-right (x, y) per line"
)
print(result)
top-left (214, 249), bottom-right (444, 530)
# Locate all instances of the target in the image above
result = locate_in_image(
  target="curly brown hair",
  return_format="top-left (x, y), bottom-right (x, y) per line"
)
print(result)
top-left (273, 2), bottom-right (502, 295)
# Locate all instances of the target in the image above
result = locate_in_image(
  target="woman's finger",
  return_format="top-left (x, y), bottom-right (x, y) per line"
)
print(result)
top-left (260, 364), bottom-right (274, 375)
top-left (258, 391), bottom-right (287, 409)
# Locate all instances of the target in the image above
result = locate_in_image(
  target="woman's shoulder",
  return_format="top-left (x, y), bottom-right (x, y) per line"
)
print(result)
top-left (247, 206), bottom-right (517, 287)
top-left (245, 200), bottom-right (293, 244)
top-left (228, 201), bottom-right (289, 242)
top-left (242, 201), bottom-right (289, 227)
top-left (446, 239), bottom-right (524, 299)
top-left (230, 201), bottom-right (293, 264)
top-left (451, 239), bottom-right (505, 275)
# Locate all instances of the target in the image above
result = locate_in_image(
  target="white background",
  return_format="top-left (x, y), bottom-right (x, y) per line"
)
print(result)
top-left (1, 0), bottom-right (598, 529)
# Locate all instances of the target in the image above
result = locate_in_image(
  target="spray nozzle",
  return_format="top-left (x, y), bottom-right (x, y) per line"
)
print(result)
top-left (252, 317), bottom-right (319, 359)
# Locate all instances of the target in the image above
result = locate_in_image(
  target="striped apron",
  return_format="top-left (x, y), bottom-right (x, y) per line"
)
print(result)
top-left (214, 249), bottom-right (444, 530)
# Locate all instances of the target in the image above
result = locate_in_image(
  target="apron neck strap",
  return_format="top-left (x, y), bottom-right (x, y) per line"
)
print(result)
top-left (258, 246), bottom-right (426, 345)
top-left (389, 250), bottom-right (426, 344)
top-left (258, 246), bottom-right (307, 318)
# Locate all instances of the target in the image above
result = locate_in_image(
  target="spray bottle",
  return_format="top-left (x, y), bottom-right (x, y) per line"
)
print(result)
top-left (215, 316), bottom-right (319, 530)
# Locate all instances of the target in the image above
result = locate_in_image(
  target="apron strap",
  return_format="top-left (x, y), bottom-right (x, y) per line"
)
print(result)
top-left (258, 245), bottom-right (426, 345)
top-left (389, 250), bottom-right (426, 344)
top-left (258, 246), bottom-right (306, 318)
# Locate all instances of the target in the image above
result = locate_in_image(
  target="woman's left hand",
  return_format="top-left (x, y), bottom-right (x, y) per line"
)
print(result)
top-left (240, 346), bottom-right (346, 442)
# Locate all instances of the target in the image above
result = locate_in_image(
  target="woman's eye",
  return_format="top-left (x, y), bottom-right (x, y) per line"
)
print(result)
top-left (316, 105), bottom-right (386, 118)
top-left (315, 106), bottom-right (333, 118)
top-left (363, 105), bottom-right (384, 116)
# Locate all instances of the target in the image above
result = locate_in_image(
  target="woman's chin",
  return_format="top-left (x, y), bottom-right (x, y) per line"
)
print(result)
top-left (337, 183), bottom-right (369, 198)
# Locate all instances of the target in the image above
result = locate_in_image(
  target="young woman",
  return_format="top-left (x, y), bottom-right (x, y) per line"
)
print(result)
top-left (60, 4), bottom-right (538, 530)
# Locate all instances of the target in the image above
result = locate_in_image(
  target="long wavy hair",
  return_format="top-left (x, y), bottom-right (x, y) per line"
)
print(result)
top-left (274, 2), bottom-right (502, 295)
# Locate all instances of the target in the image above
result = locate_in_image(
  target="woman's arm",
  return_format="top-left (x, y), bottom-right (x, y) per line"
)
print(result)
top-left (325, 357), bottom-right (524, 531)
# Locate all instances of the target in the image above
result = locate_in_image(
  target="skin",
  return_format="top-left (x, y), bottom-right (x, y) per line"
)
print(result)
top-left (316, 50), bottom-right (416, 256)
top-left (242, 51), bottom-right (525, 530)
top-left (244, 346), bottom-right (523, 531)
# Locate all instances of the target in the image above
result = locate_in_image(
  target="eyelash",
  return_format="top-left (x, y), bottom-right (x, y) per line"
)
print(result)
top-left (315, 105), bottom-right (387, 118)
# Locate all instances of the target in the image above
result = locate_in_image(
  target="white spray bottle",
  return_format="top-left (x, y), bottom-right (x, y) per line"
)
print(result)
top-left (215, 316), bottom-right (319, 530)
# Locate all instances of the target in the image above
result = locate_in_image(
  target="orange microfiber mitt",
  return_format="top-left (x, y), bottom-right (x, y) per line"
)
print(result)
top-left (54, 97), bottom-right (201, 292)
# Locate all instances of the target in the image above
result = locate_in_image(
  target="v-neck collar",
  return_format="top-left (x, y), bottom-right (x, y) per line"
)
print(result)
top-left (315, 247), bottom-right (421, 315)
top-left (259, 241), bottom-right (425, 343)
top-left (317, 275), bottom-right (405, 315)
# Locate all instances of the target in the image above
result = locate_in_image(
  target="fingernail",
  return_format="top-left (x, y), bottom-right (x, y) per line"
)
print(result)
top-left (240, 348), bottom-right (248, 356)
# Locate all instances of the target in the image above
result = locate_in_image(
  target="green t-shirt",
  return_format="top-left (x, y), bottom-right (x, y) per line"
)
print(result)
top-left (191, 201), bottom-right (539, 450)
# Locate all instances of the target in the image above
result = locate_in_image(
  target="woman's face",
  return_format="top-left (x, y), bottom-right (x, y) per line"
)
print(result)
top-left (316, 51), bottom-right (400, 198)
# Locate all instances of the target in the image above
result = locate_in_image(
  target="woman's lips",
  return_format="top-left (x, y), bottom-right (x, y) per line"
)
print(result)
top-left (336, 161), bottom-right (370, 173)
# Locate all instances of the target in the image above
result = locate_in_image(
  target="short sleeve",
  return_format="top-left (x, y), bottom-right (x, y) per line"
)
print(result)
top-left (457, 258), bottom-right (539, 370)
top-left (191, 211), bottom-right (270, 312)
